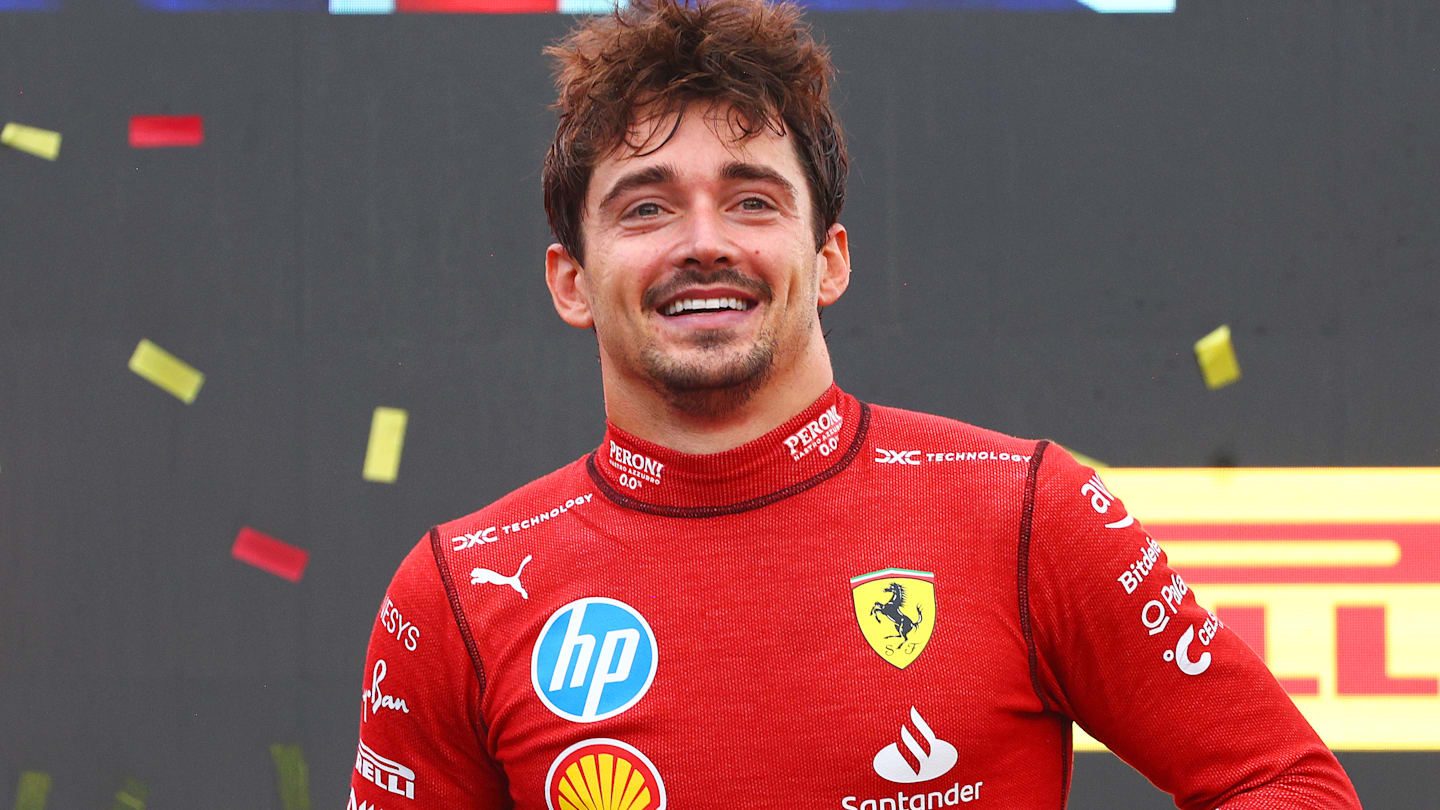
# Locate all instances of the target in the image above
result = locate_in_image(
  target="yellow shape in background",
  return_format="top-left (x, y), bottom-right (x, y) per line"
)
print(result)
top-left (269, 743), bottom-right (312, 810)
top-left (363, 406), bottom-right (408, 483)
top-left (2, 122), bottom-right (62, 161)
top-left (13, 771), bottom-right (52, 810)
top-left (128, 339), bottom-right (205, 403)
top-left (1194, 324), bottom-right (1242, 389)
top-left (1060, 444), bottom-right (1108, 470)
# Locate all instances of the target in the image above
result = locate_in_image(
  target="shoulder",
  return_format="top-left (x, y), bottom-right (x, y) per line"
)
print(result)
top-left (863, 400), bottom-right (1046, 467)
top-left (430, 453), bottom-right (598, 557)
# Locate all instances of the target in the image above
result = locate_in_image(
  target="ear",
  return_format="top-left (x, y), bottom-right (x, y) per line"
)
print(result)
top-left (816, 223), bottom-right (851, 307)
top-left (545, 243), bottom-right (594, 329)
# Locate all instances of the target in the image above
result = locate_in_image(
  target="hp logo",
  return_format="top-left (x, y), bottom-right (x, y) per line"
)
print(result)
top-left (531, 597), bottom-right (658, 723)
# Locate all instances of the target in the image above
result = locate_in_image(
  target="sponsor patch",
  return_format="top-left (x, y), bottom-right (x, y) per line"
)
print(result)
top-left (347, 788), bottom-right (383, 810)
top-left (471, 554), bottom-right (533, 599)
top-left (784, 404), bottom-right (843, 461)
top-left (379, 595), bottom-right (421, 652)
top-left (361, 659), bottom-right (410, 722)
top-left (354, 741), bottom-right (415, 800)
top-left (532, 597), bottom-right (658, 723)
top-left (609, 442), bottom-right (664, 487)
top-left (545, 738), bottom-right (666, 810)
top-left (872, 706), bottom-right (958, 784)
top-left (851, 569), bottom-right (937, 669)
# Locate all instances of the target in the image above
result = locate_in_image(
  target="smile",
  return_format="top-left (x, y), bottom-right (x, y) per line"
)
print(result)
top-left (661, 297), bottom-right (753, 316)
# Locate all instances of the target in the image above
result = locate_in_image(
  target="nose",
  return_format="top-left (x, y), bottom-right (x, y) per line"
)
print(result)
top-left (672, 205), bottom-right (733, 269)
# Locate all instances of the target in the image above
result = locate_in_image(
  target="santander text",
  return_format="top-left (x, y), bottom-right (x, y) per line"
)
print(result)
top-left (842, 781), bottom-right (984, 809)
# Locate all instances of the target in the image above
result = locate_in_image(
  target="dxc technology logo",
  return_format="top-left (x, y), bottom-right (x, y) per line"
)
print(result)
top-left (531, 597), bottom-right (658, 723)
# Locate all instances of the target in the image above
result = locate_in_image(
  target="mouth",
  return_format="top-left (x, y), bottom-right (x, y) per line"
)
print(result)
top-left (660, 296), bottom-right (755, 317)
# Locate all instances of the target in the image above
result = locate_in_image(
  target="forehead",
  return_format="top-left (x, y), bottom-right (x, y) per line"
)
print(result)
top-left (586, 105), bottom-right (809, 208)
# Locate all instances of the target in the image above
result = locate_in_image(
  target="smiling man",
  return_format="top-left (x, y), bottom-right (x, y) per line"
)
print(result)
top-left (350, 1), bottom-right (1361, 808)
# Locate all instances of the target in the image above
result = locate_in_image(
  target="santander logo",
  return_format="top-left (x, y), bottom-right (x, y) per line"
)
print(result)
top-left (872, 707), bottom-right (959, 784)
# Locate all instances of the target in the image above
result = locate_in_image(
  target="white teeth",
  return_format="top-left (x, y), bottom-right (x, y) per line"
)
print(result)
top-left (662, 297), bottom-right (751, 316)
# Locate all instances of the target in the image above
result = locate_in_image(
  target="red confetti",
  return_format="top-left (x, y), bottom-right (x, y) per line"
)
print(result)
top-left (129, 115), bottom-right (204, 148)
top-left (231, 527), bottom-right (309, 582)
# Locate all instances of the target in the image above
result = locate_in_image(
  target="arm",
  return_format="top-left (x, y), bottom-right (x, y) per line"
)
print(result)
top-left (350, 535), bottom-right (512, 808)
top-left (1024, 443), bottom-right (1361, 809)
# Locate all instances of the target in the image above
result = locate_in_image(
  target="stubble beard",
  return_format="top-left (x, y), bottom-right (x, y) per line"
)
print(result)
top-left (638, 326), bottom-right (781, 419)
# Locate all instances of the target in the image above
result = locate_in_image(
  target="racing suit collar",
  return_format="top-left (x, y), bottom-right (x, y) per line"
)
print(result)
top-left (587, 384), bottom-right (869, 516)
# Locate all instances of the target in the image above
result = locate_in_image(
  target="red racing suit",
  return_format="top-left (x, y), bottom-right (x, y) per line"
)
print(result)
top-left (350, 385), bottom-right (1361, 809)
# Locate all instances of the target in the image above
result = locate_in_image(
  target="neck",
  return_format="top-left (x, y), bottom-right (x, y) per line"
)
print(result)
top-left (601, 343), bottom-right (835, 455)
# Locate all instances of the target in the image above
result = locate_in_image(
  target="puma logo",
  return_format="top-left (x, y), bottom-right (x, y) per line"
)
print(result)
top-left (470, 554), bottom-right (532, 599)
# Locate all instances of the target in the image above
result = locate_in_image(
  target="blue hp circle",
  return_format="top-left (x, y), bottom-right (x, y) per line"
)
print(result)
top-left (531, 597), bottom-right (658, 723)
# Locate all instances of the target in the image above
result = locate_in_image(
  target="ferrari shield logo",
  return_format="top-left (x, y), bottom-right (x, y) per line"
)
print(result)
top-left (851, 569), bottom-right (936, 669)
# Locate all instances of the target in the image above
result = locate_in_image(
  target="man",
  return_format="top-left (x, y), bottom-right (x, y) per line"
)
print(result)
top-left (351, 0), bottom-right (1362, 807)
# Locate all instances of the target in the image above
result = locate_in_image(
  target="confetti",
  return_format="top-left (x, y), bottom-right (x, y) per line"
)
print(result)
top-left (269, 744), bottom-right (312, 810)
top-left (1193, 324), bottom-right (1242, 389)
top-left (232, 527), bottom-right (309, 583)
top-left (110, 777), bottom-right (148, 810)
top-left (129, 115), bottom-right (204, 148)
top-left (1, 123), bottom-right (61, 161)
top-left (363, 407), bottom-right (408, 483)
top-left (329, 0), bottom-right (394, 11)
top-left (128, 339), bottom-right (205, 403)
top-left (12, 771), bottom-right (50, 810)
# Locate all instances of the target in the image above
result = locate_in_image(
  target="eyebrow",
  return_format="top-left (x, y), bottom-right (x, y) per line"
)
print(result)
top-left (595, 160), bottom-right (800, 215)
top-left (719, 161), bottom-right (799, 203)
top-left (597, 164), bottom-right (679, 215)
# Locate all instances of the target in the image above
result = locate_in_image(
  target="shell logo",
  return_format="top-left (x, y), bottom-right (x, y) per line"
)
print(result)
top-left (545, 738), bottom-right (667, 810)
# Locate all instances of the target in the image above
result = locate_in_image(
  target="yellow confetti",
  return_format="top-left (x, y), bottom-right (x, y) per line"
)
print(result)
top-left (269, 743), bottom-right (312, 810)
top-left (128, 339), bottom-right (205, 403)
top-left (110, 777), bottom-right (148, 810)
top-left (13, 771), bottom-right (52, 810)
top-left (2, 123), bottom-right (62, 161)
top-left (1193, 324), bottom-right (1241, 389)
top-left (363, 406), bottom-right (408, 483)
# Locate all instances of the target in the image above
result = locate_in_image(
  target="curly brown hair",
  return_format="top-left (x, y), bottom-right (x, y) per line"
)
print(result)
top-left (542, 0), bottom-right (847, 263)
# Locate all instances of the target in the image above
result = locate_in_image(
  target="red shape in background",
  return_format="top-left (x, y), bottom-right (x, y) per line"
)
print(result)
top-left (397, 0), bottom-right (557, 12)
top-left (1335, 605), bottom-right (1438, 696)
top-left (1215, 605), bottom-right (1320, 695)
top-left (129, 115), bottom-right (205, 148)
top-left (232, 527), bottom-right (309, 583)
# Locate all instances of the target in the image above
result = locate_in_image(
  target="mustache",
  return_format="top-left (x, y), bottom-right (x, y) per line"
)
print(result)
top-left (641, 267), bottom-right (773, 311)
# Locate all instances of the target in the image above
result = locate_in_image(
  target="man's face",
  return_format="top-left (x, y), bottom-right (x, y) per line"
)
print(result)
top-left (547, 104), bottom-right (848, 413)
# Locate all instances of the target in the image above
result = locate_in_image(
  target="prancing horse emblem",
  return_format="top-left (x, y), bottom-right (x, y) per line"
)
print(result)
top-left (850, 569), bottom-right (936, 669)
top-left (871, 582), bottom-right (924, 642)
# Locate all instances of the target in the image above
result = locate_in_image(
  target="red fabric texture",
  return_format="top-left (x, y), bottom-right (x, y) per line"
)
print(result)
top-left (351, 385), bottom-right (1360, 808)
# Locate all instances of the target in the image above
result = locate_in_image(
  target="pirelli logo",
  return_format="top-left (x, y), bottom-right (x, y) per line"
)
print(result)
top-left (1074, 467), bottom-right (1440, 752)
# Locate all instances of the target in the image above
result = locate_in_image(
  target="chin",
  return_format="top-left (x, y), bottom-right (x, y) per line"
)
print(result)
top-left (641, 346), bottom-right (778, 417)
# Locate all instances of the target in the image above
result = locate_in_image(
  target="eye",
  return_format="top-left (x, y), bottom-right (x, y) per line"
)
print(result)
top-left (739, 198), bottom-right (771, 212)
top-left (627, 202), bottom-right (662, 218)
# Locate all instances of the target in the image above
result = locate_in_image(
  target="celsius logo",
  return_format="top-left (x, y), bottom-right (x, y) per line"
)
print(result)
top-left (545, 738), bottom-right (667, 810)
top-left (873, 707), bottom-right (958, 784)
top-left (875, 449), bottom-right (922, 466)
top-left (532, 597), bottom-right (658, 723)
